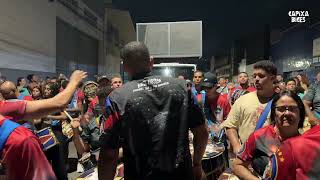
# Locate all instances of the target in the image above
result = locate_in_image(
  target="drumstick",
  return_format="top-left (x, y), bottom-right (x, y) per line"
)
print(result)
top-left (64, 110), bottom-right (82, 131)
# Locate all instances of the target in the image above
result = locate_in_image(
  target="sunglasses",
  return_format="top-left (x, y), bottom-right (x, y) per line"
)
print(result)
top-left (275, 106), bottom-right (299, 112)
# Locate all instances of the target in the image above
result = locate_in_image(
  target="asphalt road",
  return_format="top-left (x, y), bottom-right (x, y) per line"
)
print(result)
top-left (67, 142), bottom-right (82, 180)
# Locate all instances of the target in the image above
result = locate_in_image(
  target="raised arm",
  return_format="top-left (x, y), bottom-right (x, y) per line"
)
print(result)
top-left (23, 70), bottom-right (87, 119)
top-left (303, 100), bottom-right (319, 126)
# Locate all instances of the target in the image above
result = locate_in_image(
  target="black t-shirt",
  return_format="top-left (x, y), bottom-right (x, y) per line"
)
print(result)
top-left (100, 72), bottom-right (205, 180)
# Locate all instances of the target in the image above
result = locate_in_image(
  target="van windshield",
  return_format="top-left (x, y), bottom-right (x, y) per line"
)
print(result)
top-left (152, 66), bottom-right (195, 80)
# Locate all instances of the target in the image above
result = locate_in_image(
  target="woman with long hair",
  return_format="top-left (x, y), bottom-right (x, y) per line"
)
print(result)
top-left (30, 85), bottom-right (42, 100)
top-left (40, 82), bottom-right (68, 180)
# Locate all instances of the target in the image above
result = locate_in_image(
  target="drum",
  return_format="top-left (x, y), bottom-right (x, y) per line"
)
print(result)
top-left (218, 168), bottom-right (240, 180)
top-left (201, 143), bottom-right (227, 180)
top-left (218, 167), bottom-right (254, 180)
top-left (77, 168), bottom-right (98, 180)
top-left (62, 121), bottom-right (74, 139)
top-left (77, 165), bottom-right (124, 180)
top-left (79, 153), bottom-right (97, 171)
top-left (36, 127), bottom-right (59, 151)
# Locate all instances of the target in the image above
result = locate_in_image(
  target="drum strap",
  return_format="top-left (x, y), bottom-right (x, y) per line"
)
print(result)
top-left (191, 86), bottom-right (199, 105)
top-left (0, 120), bottom-right (20, 151)
top-left (255, 100), bottom-right (273, 130)
top-left (314, 111), bottom-right (320, 119)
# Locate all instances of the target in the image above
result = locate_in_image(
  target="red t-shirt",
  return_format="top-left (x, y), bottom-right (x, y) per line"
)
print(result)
top-left (23, 96), bottom-right (33, 101)
top-left (87, 96), bottom-right (99, 114)
top-left (237, 86), bottom-right (256, 92)
top-left (195, 93), bottom-right (230, 123)
top-left (205, 94), bottom-right (231, 123)
top-left (214, 94), bottom-right (231, 123)
top-left (266, 125), bottom-right (320, 180)
top-left (0, 101), bottom-right (56, 180)
top-left (0, 100), bottom-right (27, 121)
top-left (77, 90), bottom-right (85, 104)
top-left (237, 125), bottom-right (281, 176)
top-left (238, 125), bottom-right (281, 161)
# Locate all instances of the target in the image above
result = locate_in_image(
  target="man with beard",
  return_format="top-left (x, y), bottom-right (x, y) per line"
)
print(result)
top-left (221, 61), bottom-right (277, 154)
top-left (237, 72), bottom-right (256, 92)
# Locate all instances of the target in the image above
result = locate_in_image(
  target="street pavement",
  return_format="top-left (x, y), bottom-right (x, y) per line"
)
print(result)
top-left (67, 142), bottom-right (82, 180)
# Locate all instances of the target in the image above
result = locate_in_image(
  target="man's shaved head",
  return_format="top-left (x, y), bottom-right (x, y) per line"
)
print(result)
top-left (0, 81), bottom-right (18, 99)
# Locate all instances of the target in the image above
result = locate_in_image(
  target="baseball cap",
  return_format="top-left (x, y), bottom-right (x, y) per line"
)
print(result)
top-left (200, 72), bottom-right (218, 88)
top-left (97, 75), bottom-right (110, 83)
top-left (83, 81), bottom-right (98, 98)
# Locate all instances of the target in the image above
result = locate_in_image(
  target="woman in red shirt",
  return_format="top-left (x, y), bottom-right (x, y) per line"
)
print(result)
top-left (232, 91), bottom-right (305, 180)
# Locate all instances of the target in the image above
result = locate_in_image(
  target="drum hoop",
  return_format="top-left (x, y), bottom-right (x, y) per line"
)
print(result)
top-left (202, 147), bottom-right (225, 160)
top-left (36, 127), bottom-right (59, 150)
top-left (36, 127), bottom-right (51, 133)
top-left (78, 167), bottom-right (97, 178)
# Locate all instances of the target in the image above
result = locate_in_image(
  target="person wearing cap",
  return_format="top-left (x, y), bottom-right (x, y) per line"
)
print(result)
top-left (97, 75), bottom-right (110, 87)
top-left (197, 72), bottom-right (231, 169)
top-left (81, 81), bottom-right (99, 114)
top-left (71, 86), bottom-right (114, 168)
top-left (221, 60), bottom-right (277, 155)
top-left (98, 41), bottom-right (208, 180)
top-left (197, 72), bottom-right (231, 124)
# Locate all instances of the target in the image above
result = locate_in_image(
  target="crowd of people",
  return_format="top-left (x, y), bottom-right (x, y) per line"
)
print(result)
top-left (0, 69), bottom-right (124, 179)
top-left (0, 41), bottom-right (319, 180)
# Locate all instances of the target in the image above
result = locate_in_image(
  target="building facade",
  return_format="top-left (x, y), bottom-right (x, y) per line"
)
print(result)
top-left (271, 22), bottom-right (320, 82)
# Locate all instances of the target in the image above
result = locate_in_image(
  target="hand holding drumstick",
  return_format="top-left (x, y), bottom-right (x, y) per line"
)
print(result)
top-left (63, 110), bottom-right (82, 132)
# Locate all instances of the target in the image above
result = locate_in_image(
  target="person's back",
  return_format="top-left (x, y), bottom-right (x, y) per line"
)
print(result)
top-left (105, 74), bottom-right (199, 179)
top-left (99, 42), bottom-right (207, 180)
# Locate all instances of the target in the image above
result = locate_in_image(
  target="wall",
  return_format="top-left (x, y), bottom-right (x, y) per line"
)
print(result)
top-left (0, 0), bottom-right (56, 73)
top-left (56, 1), bottom-right (103, 40)
top-left (271, 24), bottom-right (316, 73)
top-left (104, 8), bottom-right (135, 75)
top-left (0, 0), bottom-right (103, 80)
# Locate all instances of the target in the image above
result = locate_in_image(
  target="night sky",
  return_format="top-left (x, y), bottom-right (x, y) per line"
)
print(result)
top-left (88, 0), bottom-right (320, 58)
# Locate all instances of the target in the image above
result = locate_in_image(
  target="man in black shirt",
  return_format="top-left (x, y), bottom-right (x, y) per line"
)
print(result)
top-left (98, 42), bottom-right (208, 180)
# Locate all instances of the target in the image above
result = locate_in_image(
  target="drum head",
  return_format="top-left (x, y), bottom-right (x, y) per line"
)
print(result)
top-left (78, 168), bottom-right (98, 180)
